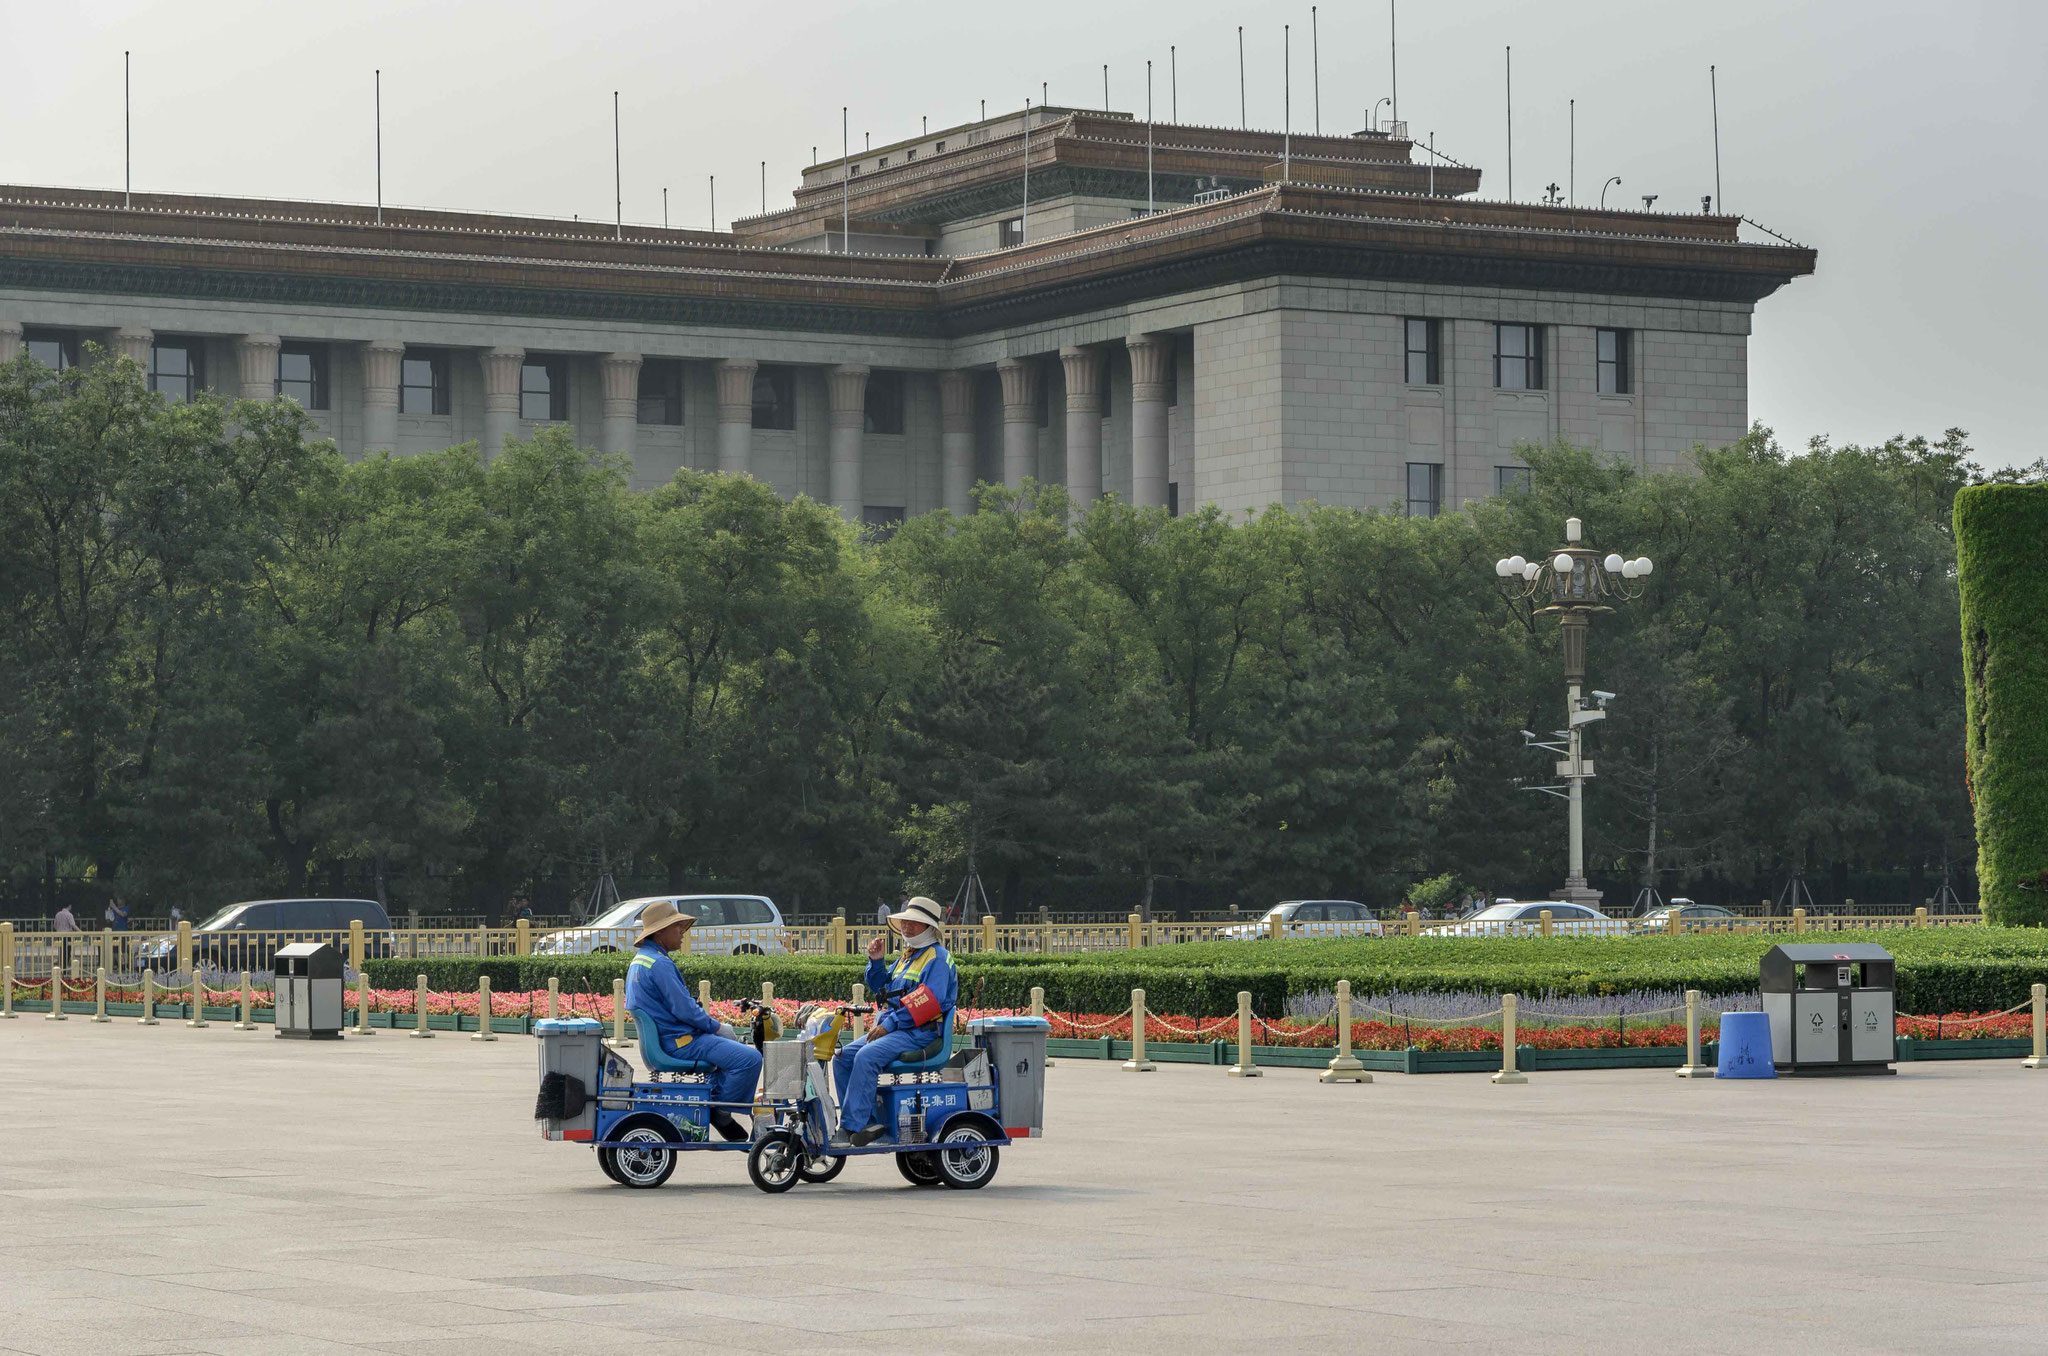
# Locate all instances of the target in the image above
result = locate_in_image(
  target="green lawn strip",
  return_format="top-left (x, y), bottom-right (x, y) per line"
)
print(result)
top-left (364, 929), bottom-right (2048, 1018)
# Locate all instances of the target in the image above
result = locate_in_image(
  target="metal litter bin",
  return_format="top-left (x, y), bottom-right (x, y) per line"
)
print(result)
top-left (968, 1016), bottom-right (1048, 1137)
top-left (274, 942), bottom-right (344, 1040)
top-left (1760, 943), bottom-right (1895, 1076)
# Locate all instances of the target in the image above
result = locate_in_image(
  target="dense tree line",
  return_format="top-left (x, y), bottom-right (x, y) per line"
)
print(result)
top-left (1, 351), bottom-right (2025, 919)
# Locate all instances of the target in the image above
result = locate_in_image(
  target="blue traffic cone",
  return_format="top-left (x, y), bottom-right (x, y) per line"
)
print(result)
top-left (1715, 1011), bottom-right (1776, 1079)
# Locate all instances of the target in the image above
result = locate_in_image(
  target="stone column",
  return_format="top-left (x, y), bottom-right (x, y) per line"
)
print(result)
top-left (110, 326), bottom-right (154, 369)
top-left (362, 339), bottom-right (404, 452)
top-left (235, 334), bottom-right (281, 401)
top-left (827, 364), bottom-right (870, 521)
top-left (714, 358), bottom-right (757, 476)
top-left (599, 352), bottom-right (642, 460)
top-left (997, 357), bottom-right (1040, 490)
top-left (1060, 346), bottom-right (1104, 510)
top-left (480, 346), bottom-right (525, 460)
top-left (1128, 333), bottom-right (1172, 510)
top-left (939, 369), bottom-right (976, 516)
top-left (0, 320), bottom-right (21, 364)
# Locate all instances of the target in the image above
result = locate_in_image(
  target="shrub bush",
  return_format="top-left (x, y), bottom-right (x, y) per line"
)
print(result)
top-left (1955, 483), bottom-right (2048, 926)
top-left (365, 930), bottom-right (2048, 1016)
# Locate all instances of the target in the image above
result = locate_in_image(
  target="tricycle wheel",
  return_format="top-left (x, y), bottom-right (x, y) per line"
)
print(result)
top-left (603, 1121), bottom-right (677, 1189)
top-left (797, 1153), bottom-right (846, 1184)
top-left (598, 1149), bottom-right (625, 1185)
top-left (748, 1131), bottom-right (803, 1194)
top-left (934, 1124), bottom-right (1000, 1190)
top-left (895, 1151), bottom-right (943, 1188)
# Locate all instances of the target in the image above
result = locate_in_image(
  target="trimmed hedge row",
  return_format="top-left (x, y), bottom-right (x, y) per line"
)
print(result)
top-left (366, 930), bottom-right (2048, 1016)
top-left (1956, 483), bottom-right (2048, 926)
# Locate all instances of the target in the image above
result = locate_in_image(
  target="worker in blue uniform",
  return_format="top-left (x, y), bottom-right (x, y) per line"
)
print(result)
top-left (623, 900), bottom-right (762, 1142)
top-left (834, 895), bottom-right (958, 1146)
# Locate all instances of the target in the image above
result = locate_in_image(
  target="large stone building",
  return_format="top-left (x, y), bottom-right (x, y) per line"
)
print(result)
top-left (0, 106), bottom-right (1813, 522)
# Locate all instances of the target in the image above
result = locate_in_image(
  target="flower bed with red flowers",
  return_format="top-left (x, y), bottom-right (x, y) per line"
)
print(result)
top-left (1896, 1010), bottom-right (2036, 1040)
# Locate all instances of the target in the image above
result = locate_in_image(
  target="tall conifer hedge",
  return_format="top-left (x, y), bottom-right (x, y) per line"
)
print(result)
top-left (1955, 483), bottom-right (2048, 925)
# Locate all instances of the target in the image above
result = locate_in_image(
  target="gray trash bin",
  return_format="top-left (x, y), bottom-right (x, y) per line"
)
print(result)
top-left (1760, 943), bottom-right (1896, 1076)
top-left (274, 942), bottom-right (344, 1040)
top-left (968, 1016), bottom-right (1048, 1137)
top-left (534, 1017), bottom-right (609, 1141)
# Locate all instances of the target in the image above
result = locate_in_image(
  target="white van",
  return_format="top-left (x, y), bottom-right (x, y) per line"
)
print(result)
top-left (533, 895), bottom-right (790, 956)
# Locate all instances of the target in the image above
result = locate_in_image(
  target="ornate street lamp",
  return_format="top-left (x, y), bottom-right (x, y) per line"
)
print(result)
top-left (1494, 516), bottom-right (1653, 913)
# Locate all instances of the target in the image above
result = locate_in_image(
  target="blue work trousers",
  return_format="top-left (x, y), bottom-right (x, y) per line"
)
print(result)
top-left (681, 1033), bottom-right (763, 1110)
top-left (832, 1028), bottom-right (931, 1134)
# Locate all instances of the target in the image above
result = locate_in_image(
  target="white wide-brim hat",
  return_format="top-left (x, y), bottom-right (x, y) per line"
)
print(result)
top-left (887, 897), bottom-right (945, 934)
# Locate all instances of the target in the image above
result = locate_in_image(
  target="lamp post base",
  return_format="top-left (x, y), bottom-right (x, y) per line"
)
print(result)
top-left (1549, 880), bottom-right (1605, 912)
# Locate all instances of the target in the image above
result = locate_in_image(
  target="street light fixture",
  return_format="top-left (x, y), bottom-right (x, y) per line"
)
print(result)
top-left (1599, 175), bottom-right (1622, 210)
top-left (1493, 516), bottom-right (1653, 913)
top-left (1373, 97), bottom-right (1392, 131)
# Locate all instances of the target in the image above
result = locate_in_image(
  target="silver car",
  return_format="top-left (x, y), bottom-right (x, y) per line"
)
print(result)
top-left (1218, 900), bottom-right (1385, 940)
top-left (532, 894), bottom-right (790, 956)
top-left (1425, 901), bottom-right (1628, 938)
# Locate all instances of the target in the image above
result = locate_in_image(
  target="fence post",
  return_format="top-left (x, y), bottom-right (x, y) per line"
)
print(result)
top-left (475, 923), bottom-right (488, 959)
top-left (762, 980), bottom-right (775, 1006)
top-left (830, 916), bottom-right (847, 955)
top-left (1793, 907), bottom-right (1807, 934)
top-left (94, 967), bottom-right (110, 1022)
top-left (349, 918), bottom-right (365, 977)
top-left (0, 963), bottom-right (12, 1019)
top-left (100, 928), bottom-right (114, 978)
top-left (607, 978), bottom-right (627, 1048)
top-left (188, 966), bottom-right (209, 1029)
top-left (1123, 987), bottom-right (1156, 1071)
top-left (46, 968), bottom-right (70, 1022)
top-left (1667, 909), bottom-right (1682, 937)
top-left (850, 982), bottom-right (865, 1039)
top-left (1405, 910), bottom-right (1420, 938)
top-left (980, 914), bottom-right (997, 954)
top-left (137, 970), bottom-right (157, 1025)
top-left (1264, 912), bottom-right (1281, 942)
top-left (177, 919), bottom-right (193, 977)
top-left (1492, 993), bottom-right (1527, 1084)
top-left (516, 918), bottom-right (532, 955)
top-left (698, 979), bottom-right (712, 1013)
top-left (1030, 984), bottom-right (1053, 1066)
top-left (1538, 909), bottom-right (1554, 938)
top-left (1676, 989), bottom-right (1711, 1078)
top-left (1227, 991), bottom-right (1262, 1077)
top-left (2025, 984), bottom-right (2046, 1071)
top-left (1914, 906), bottom-right (1929, 929)
top-left (235, 972), bottom-right (256, 1030)
top-left (353, 970), bottom-right (373, 1036)
top-left (471, 974), bottom-right (496, 1042)
top-left (547, 976), bottom-right (560, 1021)
top-left (0, 921), bottom-right (10, 981)
top-left (1321, 979), bottom-right (1370, 1083)
top-left (410, 974), bottom-right (434, 1039)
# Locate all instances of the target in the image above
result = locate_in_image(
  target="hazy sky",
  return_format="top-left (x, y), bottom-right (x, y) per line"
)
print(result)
top-left (4, 1), bottom-right (2042, 469)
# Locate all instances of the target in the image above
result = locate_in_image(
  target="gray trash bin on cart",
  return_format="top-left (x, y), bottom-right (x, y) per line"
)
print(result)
top-left (274, 942), bottom-right (344, 1040)
top-left (534, 1017), bottom-right (610, 1142)
top-left (968, 1016), bottom-right (1048, 1137)
top-left (1760, 942), bottom-right (1896, 1076)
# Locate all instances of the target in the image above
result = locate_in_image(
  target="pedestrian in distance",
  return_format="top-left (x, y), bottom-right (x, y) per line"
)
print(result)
top-left (53, 901), bottom-right (78, 973)
top-left (104, 898), bottom-right (130, 931)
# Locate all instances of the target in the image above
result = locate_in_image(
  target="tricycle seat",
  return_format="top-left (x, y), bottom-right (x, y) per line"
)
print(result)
top-left (882, 1012), bottom-right (955, 1075)
top-left (628, 1007), bottom-right (716, 1076)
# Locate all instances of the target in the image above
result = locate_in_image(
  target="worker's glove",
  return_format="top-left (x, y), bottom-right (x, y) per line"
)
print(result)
top-left (718, 1022), bottom-right (738, 1041)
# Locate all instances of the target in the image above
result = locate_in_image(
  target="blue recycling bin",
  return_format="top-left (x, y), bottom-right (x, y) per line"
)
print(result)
top-left (1715, 1011), bottom-right (1776, 1079)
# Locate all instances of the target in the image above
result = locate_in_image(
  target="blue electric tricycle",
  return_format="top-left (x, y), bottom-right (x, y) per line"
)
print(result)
top-left (534, 1003), bottom-right (1047, 1193)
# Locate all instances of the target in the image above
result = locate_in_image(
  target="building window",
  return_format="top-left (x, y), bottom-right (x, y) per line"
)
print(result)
top-left (1494, 323), bottom-right (1543, 390)
top-left (751, 366), bottom-right (795, 430)
top-left (520, 356), bottom-right (569, 422)
top-left (935, 141), bottom-right (946, 153)
top-left (860, 505), bottom-right (906, 536)
top-left (23, 329), bottom-right (78, 372)
top-left (864, 371), bottom-right (905, 435)
top-left (999, 217), bottom-right (1024, 248)
top-left (905, 148), bottom-right (917, 162)
top-left (148, 340), bottom-right (205, 404)
top-left (276, 343), bottom-right (329, 410)
top-left (1404, 317), bottom-right (1441, 385)
top-left (1167, 482), bottom-right (1180, 517)
top-left (1495, 466), bottom-right (1532, 496)
top-left (878, 156), bottom-right (889, 168)
top-left (400, 351), bottom-right (450, 415)
top-left (1597, 328), bottom-right (1631, 394)
top-left (637, 360), bottom-right (683, 425)
top-left (1406, 462), bottom-right (1443, 518)
top-left (849, 163), bottom-right (860, 176)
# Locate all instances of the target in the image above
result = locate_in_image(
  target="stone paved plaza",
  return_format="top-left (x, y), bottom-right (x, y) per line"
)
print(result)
top-left (3, 1018), bottom-right (2045, 1355)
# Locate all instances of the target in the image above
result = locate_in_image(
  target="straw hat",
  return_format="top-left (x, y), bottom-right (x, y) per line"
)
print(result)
top-left (634, 900), bottom-right (698, 945)
top-left (888, 896), bottom-right (945, 934)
